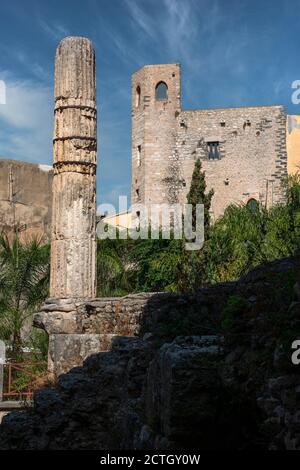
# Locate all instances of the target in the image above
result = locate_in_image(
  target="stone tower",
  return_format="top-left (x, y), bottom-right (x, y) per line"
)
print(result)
top-left (50, 37), bottom-right (97, 298)
top-left (131, 64), bottom-right (288, 219)
top-left (131, 64), bottom-right (181, 208)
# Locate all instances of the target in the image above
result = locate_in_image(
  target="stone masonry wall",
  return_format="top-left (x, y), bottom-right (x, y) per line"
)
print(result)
top-left (176, 105), bottom-right (287, 218)
top-left (34, 285), bottom-right (235, 376)
top-left (3, 256), bottom-right (300, 449)
top-left (34, 294), bottom-right (158, 375)
top-left (0, 158), bottom-right (53, 241)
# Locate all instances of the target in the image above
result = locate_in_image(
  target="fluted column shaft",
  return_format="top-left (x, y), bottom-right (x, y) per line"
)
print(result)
top-left (50, 37), bottom-right (97, 298)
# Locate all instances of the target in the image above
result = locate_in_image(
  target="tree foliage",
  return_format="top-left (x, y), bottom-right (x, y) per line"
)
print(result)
top-left (97, 236), bottom-right (136, 296)
top-left (95, 173), bottom-right (300, 294)
top-left (0, 235), bottom-right (49, 359)
top-left (2, 168), bottom-right (300, 360)
top-left (179, 159), bottom-right (214, 292)
top-left (207, 176), bottom-right (300, 283)
top-left (187, 158), bottom-right (214, 230)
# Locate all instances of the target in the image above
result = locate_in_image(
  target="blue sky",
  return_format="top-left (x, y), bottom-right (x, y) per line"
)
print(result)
top-left (0, 0), bottom-right (300, 209)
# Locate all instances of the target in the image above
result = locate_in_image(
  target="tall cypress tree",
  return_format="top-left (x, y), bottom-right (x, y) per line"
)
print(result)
top-left (179, 159), bottom-right (214, 292)
top-left (187, 158), bottom-right (214, 233)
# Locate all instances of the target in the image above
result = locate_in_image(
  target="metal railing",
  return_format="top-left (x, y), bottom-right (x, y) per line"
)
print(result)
top-left (1, 362), bottom-right (47, 401)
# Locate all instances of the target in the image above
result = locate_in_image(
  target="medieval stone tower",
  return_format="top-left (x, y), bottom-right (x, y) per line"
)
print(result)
top-left (131, 64), bottom-right (181, 207)
top-left (132, 64), bottom-right (288, 219)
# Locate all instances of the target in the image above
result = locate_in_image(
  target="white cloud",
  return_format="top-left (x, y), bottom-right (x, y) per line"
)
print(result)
top-left (0, 73), bottom-right (52, 164)
top-left (39, 19), bottom-right (69, 42)
top-left (125, 0), bottom-right (157, 41)
top-left (0, 75), bottom-right (52, 129)
top-left (0, 129), bottom-right (52, 165)
top-left (0, 45), bottom-right (50, 82)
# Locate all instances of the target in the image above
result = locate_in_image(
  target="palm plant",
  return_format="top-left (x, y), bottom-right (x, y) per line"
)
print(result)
top-left (0, 235), bottom-right (50, 359)
top-left (207, 203), bottom-right (266, 282)
top-left (130, 236), bottom-right (182, 292)
top-left (97, 236), bottom-right (134, 296)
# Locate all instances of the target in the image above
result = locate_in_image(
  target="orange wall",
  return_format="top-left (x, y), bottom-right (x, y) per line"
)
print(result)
top-left (287, 115), bottom-right (300, 174)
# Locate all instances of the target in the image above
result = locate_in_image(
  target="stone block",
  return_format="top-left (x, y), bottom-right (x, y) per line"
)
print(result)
top-left (48, 333), bottom-right (116, 376)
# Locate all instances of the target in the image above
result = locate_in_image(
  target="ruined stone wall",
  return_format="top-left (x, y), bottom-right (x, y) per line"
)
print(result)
top-left (132, 64), bottom-right (288, 218)
top-left (36, 288), bottom-right (227, 376)
top-left (34, 283), bottom-right (235, 376)
top-left (34, 293), bottom-right (160, 375)
top-left (4, 256), bottom-right (300, 450)
top-left (0, 158), bottom-right (52, 241)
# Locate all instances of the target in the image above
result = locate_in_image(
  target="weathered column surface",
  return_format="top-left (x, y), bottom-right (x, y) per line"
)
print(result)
top-left (50, 37), bottom-right (97, 298)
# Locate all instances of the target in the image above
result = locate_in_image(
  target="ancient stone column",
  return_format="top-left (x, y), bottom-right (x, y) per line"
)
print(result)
top-left (50, 37), bottom-right (97, 298)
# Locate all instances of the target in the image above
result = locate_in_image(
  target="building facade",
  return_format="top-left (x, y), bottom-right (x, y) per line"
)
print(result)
top-left (0, 158), bottom-right (52, 241)
top-left (131, 64), bottom-right (290, 220)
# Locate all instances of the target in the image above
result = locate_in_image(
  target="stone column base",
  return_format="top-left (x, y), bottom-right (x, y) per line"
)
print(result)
top-left (33, 294), bottom-right (152, 376)
top-left (34, 298), bottom-right (118, 376)
top-left (48, 333), bottom-right (116, 376)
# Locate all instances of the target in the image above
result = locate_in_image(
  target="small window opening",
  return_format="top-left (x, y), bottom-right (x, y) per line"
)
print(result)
top-left (137, 145), bottom-right (141, 166)
top-left (136, 86), bottom-right (141, 107)
top-left (155, 81), bottom-right (168, 101)
top-left (136, 188), bottom-right (140, 197)
top-left (220, 122), bottom-right (226, 127)
top-left (243, 120), bottom-right (251, 130)
top-left (208, 142), bottom-right (220, 160)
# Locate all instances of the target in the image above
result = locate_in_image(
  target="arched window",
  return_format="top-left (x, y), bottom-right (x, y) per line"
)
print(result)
top-left (155, 81), bottom-right (168, 101)
top-left (135, 85), bottom-right (141, 107)
top-left (247, 198), bottom-right (259, 212)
